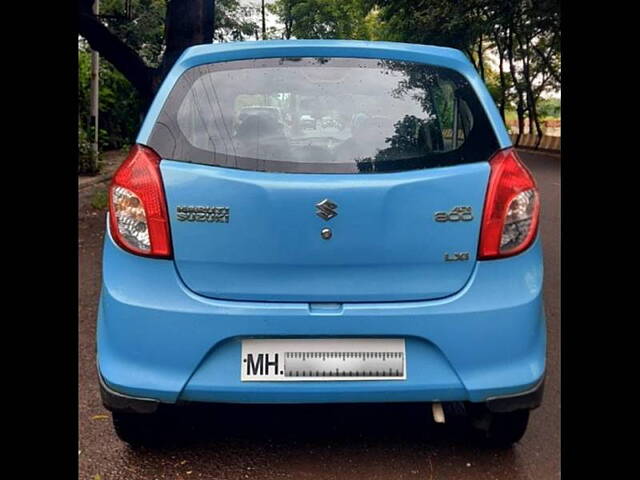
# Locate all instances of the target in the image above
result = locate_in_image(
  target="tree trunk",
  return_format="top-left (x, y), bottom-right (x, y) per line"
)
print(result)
top-left (477, 34), bottom-right (485, 82)
top-left (493, 31), bottom-right (507, 122)
top-left (518, 35), bottom-right (544, 147)
top-left (284, 0), bottom-right (293, 40)
top-left (159, 0), bottom-right (215, 88)
top-left (79, 0), bottom-right (154, 102)
top-left (506, 28), bottom-right (525, 146)
top-left (261, 0), bottom-right (267, 39)
top-left (80, 0), bottom-right (216, 107)
top-left (285, 6), bottom-right (293, 39)
top-left (212, 0), bottom-right (216, 42)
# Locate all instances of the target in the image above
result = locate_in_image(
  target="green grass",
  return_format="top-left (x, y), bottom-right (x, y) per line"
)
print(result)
top-left (504, 110), bottom-right (518, 122)
top-left (503, 110), bottom-right (560, 121)
top-left (91, 189), bottom-right (108, 210)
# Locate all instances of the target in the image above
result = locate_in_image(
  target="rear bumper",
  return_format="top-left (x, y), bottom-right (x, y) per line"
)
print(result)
top-left (99, 370), bottom-right (160, 414)
top-left (486, 374), bottom-right (544, 412)
top-left (97, 227), bottom-right (546, 406)
top-left (99, 370), bottom-right (545, 414)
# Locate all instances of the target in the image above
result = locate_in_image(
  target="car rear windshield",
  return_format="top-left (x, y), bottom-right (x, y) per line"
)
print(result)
top-left (148, 57), bottom-right (499, 173)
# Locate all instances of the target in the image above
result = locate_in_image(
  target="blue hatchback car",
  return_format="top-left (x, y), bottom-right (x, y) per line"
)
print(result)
top-left (98, 40), bottom-right (545, 447)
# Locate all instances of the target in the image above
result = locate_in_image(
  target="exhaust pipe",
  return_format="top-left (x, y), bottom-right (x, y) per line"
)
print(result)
top-left (432, 402), bottom-right (445, 423)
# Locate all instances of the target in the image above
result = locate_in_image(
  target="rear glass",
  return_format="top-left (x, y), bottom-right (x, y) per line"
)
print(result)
top-left (148, 57), bottom-right (499, 173)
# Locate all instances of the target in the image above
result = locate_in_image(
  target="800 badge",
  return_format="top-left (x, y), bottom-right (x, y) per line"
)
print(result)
top-left (434, 206), bottom-right (473, 222)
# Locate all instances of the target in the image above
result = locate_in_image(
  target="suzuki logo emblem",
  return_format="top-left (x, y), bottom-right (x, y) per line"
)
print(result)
top-left (316, 199), bottom-right (338, 220)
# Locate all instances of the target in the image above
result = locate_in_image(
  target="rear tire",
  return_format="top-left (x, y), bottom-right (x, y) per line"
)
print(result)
top-left (111, 412), bottom-right (166, 448)
top-left (471, 409), bottom-right (530, 447)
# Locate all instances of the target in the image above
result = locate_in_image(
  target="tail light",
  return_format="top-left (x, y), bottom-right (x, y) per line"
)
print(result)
top-left (108, 144), bottom-right (172, 258)
top-left (478, 148), bottom-right (540, 259)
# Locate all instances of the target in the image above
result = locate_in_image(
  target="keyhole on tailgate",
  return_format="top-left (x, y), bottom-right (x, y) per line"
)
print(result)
top-left (321, 228), bottom-right (332, 240)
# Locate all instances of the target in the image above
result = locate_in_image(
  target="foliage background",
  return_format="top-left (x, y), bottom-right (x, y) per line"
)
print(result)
top-left (78, 0), bottom-right (560, 173)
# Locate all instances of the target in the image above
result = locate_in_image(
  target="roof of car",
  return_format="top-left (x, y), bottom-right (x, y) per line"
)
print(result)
top-left (164, 41), bottom-right (475, 95)
top-left (181, 39), bottom-right (466, 60)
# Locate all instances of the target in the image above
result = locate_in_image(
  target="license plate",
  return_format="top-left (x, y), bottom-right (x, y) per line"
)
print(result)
top-left (241, 339), bottom-right (406, 381)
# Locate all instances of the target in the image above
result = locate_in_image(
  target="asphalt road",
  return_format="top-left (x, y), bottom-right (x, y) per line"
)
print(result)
top-left (78, 149), bottom-right (560, 480)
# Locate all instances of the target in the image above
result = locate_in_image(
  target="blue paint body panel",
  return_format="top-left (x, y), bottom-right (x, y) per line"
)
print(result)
top-left (99, 40), bottom-right (544, 406)
top-left (161, 160), bottom-right (490, 302)
top-left (98, 225), bottom-right (545, 404)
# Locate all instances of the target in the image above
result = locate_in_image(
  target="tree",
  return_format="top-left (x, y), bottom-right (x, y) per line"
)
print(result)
top-left (269, 0), bottom-right (373, 40)
top-left (494, 0), bottom-right (560, 144)
top-left (78, 0), bottom-right (261, 169)
top-left (373, 0), bottom-right (560, 145)
top-left (79, 0), bottom-right (215, 105)
top-left (79, 39), bottom-right (143, 172)
top-left (214, 0), bottom-right (260, 42)
top-left (269, 0), bottom-right (296, 38)
top-left (537, 98), bottom-right (560, 118)
top-left (373, 0), bottom-right (488, 56)
top-left (79, 0), bottom-right (561, 158)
